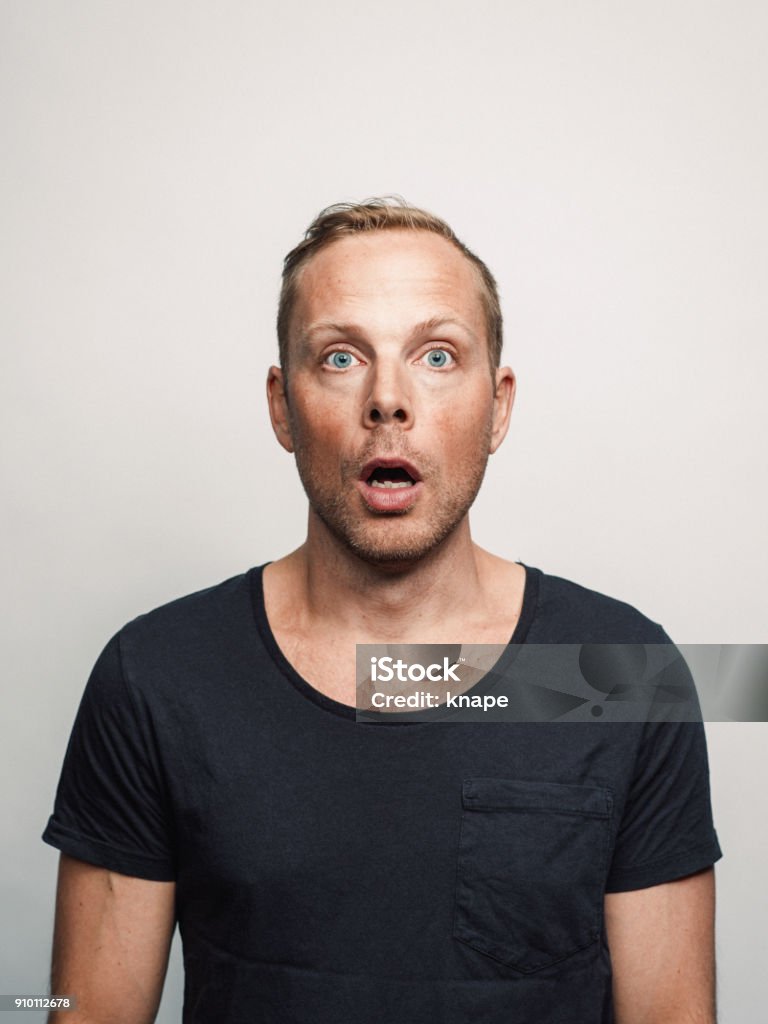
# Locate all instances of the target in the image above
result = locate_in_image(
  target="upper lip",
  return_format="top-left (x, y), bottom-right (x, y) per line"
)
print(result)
top-left (359, 457), bottom-right (422, 483)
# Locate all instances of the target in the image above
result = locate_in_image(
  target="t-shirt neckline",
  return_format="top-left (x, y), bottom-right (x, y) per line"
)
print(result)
top-left (249, 560), bottom-right (541, 723)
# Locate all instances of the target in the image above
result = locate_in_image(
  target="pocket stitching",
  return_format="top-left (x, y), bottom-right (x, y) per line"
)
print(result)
top-left (454, 925), bottom-right (600, 974)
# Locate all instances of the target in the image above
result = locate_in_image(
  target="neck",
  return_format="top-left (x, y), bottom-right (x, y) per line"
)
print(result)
top-left (278, 510), bottom-right (493, 642)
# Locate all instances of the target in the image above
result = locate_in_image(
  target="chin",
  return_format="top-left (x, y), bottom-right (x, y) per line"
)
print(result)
top-left (323, 513), bottom-right (463, 569)
top-left (350, 543), bottom-right (430, 569)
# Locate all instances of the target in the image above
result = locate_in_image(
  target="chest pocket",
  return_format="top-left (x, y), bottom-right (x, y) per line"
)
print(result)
top-left (453, 778), bottom-right (613, 974)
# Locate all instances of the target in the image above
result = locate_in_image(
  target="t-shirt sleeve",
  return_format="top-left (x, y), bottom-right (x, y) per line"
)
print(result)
top-left (42, 631), bottom-right (176, 881)
top-left (605, 633), bottom-right (722, 892)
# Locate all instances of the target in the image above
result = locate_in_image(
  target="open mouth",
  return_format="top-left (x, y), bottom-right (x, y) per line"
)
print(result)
top-left (357, 458), bottom-right (423, 511)
top-left (360, 458), bottom-right (421, 489)
top-left (366, 466), bottom-right (416, 490)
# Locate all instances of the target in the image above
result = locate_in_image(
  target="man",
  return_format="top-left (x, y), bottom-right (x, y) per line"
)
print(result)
top-left (43, 198), bottom-right (722, 1023)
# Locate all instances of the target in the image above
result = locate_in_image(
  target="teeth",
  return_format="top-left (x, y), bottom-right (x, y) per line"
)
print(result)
top-left (370, 480), bottom-right (413, 489)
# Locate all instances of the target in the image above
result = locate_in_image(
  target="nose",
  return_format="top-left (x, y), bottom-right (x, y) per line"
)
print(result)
top-left (362, 359), bottom-right (413, 429)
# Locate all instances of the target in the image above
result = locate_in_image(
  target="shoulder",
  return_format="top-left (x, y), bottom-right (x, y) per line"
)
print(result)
top-left (525, 565), bottom-right (670, 644)
top-left (114, 568), bottom-right (259, 684)
top-left (122, 568), bottom-right (254, 639)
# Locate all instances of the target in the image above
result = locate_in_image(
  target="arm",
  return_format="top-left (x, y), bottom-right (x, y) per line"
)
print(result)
top-left (48, 854), bottom-right (176, 1024)
top-left (604, 867), bottom-right (716, 1024)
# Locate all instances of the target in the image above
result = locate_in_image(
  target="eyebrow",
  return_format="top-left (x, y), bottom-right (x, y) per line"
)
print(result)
top-left (299, 316), bottom-right (479, 347)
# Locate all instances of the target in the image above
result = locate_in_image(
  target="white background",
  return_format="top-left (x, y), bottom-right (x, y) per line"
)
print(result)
top-left (2, 1), bottom-right (766, 1019)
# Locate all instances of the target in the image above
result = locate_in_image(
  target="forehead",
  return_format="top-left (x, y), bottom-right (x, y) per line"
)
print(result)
top-left (292, 230), bottom-right (486, 337)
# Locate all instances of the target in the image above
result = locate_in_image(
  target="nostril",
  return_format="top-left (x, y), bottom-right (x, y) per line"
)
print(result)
top-left (366, 404), bottom-right (407, 424)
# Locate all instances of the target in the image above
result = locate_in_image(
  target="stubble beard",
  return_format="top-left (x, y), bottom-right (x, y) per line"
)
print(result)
top-left (292, 426), bottom-right (493, 568)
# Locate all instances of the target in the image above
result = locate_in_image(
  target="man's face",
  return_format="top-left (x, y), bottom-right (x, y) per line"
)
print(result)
top-left (268, 230), bottom-right (515, 567)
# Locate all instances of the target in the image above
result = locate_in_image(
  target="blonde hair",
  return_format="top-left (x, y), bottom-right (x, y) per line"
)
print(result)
top-left (277, 197), bottom-right (503, 373)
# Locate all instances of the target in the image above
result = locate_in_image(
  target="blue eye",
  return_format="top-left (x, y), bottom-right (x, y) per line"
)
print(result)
top-left (424, 349), bottom-right (453, 368)
top-left (325, 351), bottom-right (358, 369)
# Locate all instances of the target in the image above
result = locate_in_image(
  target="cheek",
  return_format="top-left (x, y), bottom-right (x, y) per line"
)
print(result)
top-left (428, 387), bottom-right (493, 436)
top-left (426, 407), bottom-right (492, 474)
top-left (291, 395), bottom-right (353, 457)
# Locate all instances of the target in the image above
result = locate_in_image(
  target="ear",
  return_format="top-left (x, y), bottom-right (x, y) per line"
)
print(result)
top-left (489, 366), bottom-right (516, 454)
top-left (266, 365), bottom-right (295, 453)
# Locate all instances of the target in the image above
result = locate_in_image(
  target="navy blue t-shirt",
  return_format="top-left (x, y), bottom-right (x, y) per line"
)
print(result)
top-left (43, 564), bottom-right (722, 1023)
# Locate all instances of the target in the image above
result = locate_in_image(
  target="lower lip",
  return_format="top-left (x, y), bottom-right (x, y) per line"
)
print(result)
top-left (357, 480), bottom-right (423, 512)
